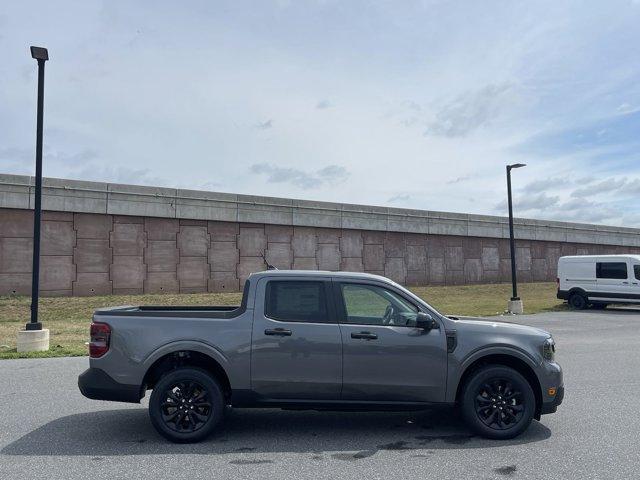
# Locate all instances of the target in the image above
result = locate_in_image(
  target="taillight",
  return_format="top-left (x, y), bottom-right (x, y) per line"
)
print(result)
top-left (90, 322), bottom-right (111, 358)
top-left (556, 277), bottom-right (560, 290)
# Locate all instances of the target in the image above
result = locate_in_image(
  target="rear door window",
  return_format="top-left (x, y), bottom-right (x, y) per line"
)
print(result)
top-left (596, 262), bottom-right (628, 279)
top-left (265, 281), bottom-right (330, 323)
top-left (634, 265), bottom-right (640, 281)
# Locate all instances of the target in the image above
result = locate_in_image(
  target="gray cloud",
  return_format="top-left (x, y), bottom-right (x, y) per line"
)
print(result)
top-left (316, 100), bottom-right (332, 109)
top-left (494, 192), bottom-right (560, 212)
top-left (250, 163), bottom-right (349, 189)
top-left (446, 175), bottom-right (471, 185)
top-left (388, 193), bottom-right (411, 203)
top-left (255, 119), bottom-right (273, 130)
top-left (423, 83), bottom-right (513, 137)
top-left (522, 177), bottom-right (569, 194)
top-left (571, 178), bottom-right (626, 198)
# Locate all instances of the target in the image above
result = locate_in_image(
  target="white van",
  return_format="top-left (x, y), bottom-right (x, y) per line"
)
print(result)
top-left (557, 255), bottom-right (640, 309)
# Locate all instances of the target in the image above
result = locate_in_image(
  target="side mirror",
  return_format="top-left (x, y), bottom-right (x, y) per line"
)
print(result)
top-left (415, 312), bottom-right (437, 331)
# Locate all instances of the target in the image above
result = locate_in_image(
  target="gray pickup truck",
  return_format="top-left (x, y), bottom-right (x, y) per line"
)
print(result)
top-left (79, 270), bottom-right (563, 443)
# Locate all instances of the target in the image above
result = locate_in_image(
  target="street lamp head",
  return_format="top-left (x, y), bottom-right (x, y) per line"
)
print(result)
top-left (30, 46), bottom-right (49, 61)
top-left (507, 163), bottom-right (526, 170)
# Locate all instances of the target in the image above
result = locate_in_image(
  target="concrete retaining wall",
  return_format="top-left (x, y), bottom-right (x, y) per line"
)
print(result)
top-left (1, 173), bottom-right (639, 296)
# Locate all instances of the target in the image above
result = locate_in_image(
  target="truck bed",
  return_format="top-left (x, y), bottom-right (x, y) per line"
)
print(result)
top-left (94, 304), bottom-right (244, 318)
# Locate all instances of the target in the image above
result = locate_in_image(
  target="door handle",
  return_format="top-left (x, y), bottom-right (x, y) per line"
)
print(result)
top-left (351, 331), bottom-right (378, 340)
top-left (622, 281), bottom-right (629, 284)
top-left (264, 328), bottom-right (292, 337)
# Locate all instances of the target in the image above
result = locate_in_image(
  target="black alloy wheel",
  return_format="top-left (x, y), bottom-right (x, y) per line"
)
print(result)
top-left (160, 381), bottom-right (211, 433)
top-left (461, 365), bottom-right (535, 439)
top-left (474, 378), bottom-right (525, 430)
top-left (149, 367), bottom-right (224, 443)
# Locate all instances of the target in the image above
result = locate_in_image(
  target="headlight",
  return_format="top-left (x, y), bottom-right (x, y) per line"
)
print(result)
top-left (542, 337), bottom-right (555, 361)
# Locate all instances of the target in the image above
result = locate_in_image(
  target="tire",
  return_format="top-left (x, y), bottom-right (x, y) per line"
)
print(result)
top-left (568, 292), bottom-right (587, 310)
top-left (149, 367), bottom-right (224, 443)
top-left (461, 365), bottom-right (535, 440)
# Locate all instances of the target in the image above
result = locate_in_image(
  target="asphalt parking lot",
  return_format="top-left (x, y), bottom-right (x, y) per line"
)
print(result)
top-left (1, 308), bottom-right (639, 480)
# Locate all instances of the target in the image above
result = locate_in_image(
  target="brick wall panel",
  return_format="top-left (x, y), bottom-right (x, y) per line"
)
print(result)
top-left (293, 227), bottom-right (317, 257)
top-left (41, 221), bottom-right (75, 256)
top-left (209, 241), bottom-right (239, 272)
top-left (317, 228), bottom-right (341, 244)
top-left (266, 242), bottom-right (293, 269)
top-left (406, 245), bottom-right (426, 270)
top-left (0, 209), bottom-right (33, 237)
top-left (111, 255), bottom-right (145, 291)
top-left (40, 255), bottom-right (74, 293)
top-left (177, 257), bottom-right (209, 292)
top-left (145, 240), bottom-right (178, 272)
top-left (0, 237), bottom-right (32, 273)
top-left (178, 225), bottom-right (209, 257)
top-left (74, 213), bottom-right (112, 239)
top-left (145, 272), bottom-right (179, 294)
top-left (317, 244), bottom-right (340, 271)
top-left (111, 223), bottom-right (145, 256)
top-left (384, 232), bottom-right (405, 258)
top-left (209, 271), bottom-right (240, 292)
top-left (340, 230), bottom-right (362, 258)
top-left (363, 244), bottom-right (385, 271)
top-left (73, 273), bottom-right (112, 296)
top-left (238, 226), bottom-right (267, 257)
top-left (208, 221), bottom-right (239, 242)
top-left (74, 239), bottom-right (112, 273)
top-left (145, 218), bottom-right (179, 241)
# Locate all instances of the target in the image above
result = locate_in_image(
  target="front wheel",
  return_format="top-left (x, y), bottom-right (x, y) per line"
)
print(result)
top-left (149, 367), bottom-right (224, 443)
top-left (460, 365), bottom-right (535, 440)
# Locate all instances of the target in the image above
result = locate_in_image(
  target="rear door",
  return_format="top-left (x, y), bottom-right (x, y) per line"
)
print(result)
top-left (250, 277), bottom-right (342, 400)
top-left (335, 280), bottom-right (448, 403)
top-left (594, 261), bottom-right (632, 300)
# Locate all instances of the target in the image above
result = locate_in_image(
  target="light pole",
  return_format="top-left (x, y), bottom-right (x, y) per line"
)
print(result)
top-left (17, 46), bottom-right (50, 352)
top-left (506, 163), bottom-right (526, 314)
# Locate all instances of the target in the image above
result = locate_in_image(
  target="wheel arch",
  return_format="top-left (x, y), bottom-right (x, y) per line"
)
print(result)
top-left (454, 352), bottom-right (543, 419)
top-left (142, 343), bottom-right (232, 402)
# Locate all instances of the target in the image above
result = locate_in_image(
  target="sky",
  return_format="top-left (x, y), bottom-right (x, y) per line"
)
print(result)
top-left (1, 1), bottom-right (640, 226)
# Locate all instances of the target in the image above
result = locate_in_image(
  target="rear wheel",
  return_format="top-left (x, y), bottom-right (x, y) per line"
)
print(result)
top-left (461, 365), bottom-right (535, 440)
top-left (568, 292), bottom-right (587, 310)
top-left (149, 367), bottom-right (224, 443)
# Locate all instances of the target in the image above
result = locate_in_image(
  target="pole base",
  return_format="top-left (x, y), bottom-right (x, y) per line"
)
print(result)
top-left (507, 299), bottom-right (524, 315)
top-left (17, 328), bottom-right (49, 353)
top-left (25, 322), bottom-right (43, 331)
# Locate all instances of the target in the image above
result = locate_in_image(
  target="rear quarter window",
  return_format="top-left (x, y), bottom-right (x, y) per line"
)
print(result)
top-left (265, 281), bottom-right (329, 323)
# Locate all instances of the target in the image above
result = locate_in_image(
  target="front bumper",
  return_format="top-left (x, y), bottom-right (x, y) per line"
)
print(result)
top-left (541, 385), bottom-right (564, 414)
top-left (78, 368), bottom-right (141, 403)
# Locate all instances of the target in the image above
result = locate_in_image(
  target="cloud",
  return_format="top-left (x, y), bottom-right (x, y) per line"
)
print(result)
top-left (522, 178), bottom-right (569, 194)
top-left (250, 163), bottom-right (349, 189)
top-left (571, 178), bottom-right (627, 198)
top-left (316, 100), bottom-right (331, 109)
top-left (423, 84), bottom-right (515, 137)
top-left (388, 193), bottom-right (411, 203)
top-left (255, 119), bottom-right (273, 130)
top-left (495, 193), bottom-right (560, 212)
top-left (446, 175), bottom-right (471, 185)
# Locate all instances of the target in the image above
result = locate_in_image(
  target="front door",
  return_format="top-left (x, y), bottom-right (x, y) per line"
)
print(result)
top-left (251, 277), bottom-right (342, 400)
top-left (335, 281), bottom-right (448, 403)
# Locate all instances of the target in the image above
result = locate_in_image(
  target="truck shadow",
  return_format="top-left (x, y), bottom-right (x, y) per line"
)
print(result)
top-left (2, 406), bottom-right (551, 457)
